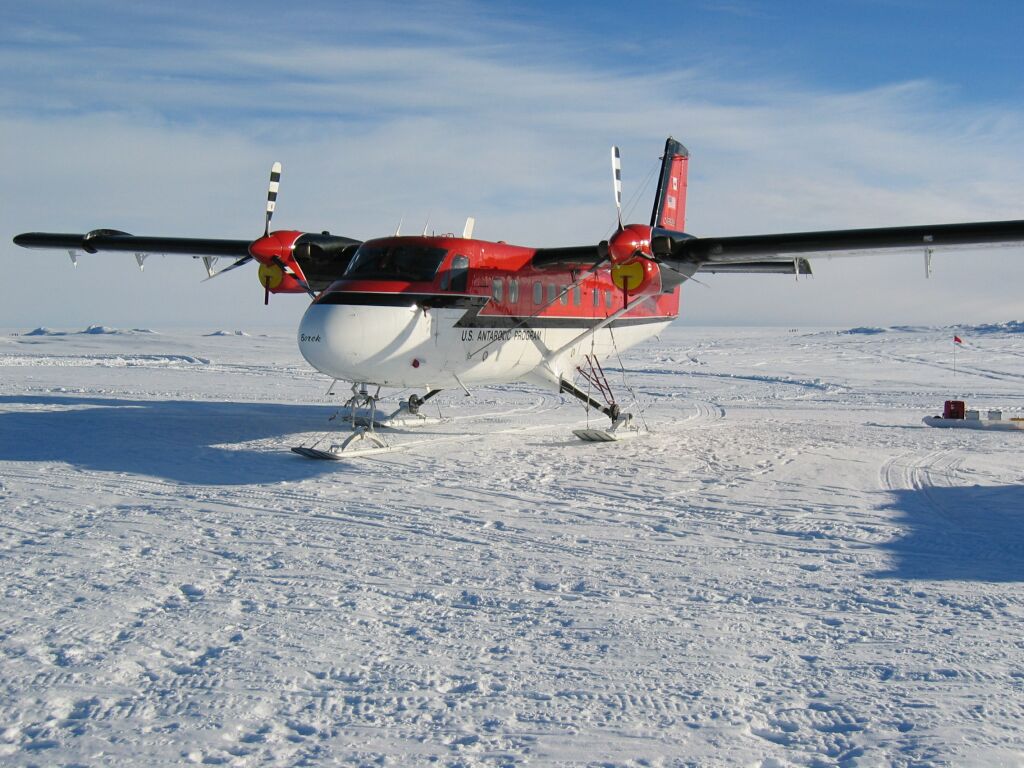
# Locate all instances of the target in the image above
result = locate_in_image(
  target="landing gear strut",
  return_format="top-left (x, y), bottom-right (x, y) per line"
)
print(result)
top-left (335, 384), bottom-right (443, 428)
top-left (292, 385), bottom-right (445, 459)
top-left (559, 379), bottom-right (622, 423)
top-left (404, 388), bottom-right (442, 416)
top-left (561, 355), bottom-right (641, 442)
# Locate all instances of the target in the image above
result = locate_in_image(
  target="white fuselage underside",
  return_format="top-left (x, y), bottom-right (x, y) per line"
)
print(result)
top-left (297, 302), bottom-right (671, 389)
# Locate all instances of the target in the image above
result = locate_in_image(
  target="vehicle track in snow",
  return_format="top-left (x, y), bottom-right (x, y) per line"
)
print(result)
top-left (878, 447), bottom-right (1024, 572)
top-left (827, 338), bottom-right (1024, 385)
top-left (879, 448), bottom-right (965, 515)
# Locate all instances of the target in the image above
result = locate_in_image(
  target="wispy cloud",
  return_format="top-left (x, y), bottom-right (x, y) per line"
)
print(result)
top-left (2, 1), bottom-right (1023, 327)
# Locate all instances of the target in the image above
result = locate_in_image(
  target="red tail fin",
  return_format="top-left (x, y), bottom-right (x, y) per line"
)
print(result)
top-left (650, 138), bottom-right (689, 233)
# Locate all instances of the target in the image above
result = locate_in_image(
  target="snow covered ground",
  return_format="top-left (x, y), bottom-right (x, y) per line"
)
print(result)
top-left (1, 322), bottom-right (1023, 767)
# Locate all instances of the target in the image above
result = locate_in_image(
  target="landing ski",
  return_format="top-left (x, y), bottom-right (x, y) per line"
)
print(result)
top-left (291, 426), bottom-right (393, 459)
top-left (572, 426), bottom-right (644, 442)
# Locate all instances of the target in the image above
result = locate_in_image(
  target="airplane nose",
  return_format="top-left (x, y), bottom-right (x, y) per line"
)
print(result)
top-left (297, 303), bottom-right (363, 380)
top-left (297, 300), bottom-right (430, 384)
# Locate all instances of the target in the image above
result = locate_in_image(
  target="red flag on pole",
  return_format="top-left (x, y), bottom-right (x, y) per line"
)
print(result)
top-left (954, 336), bottom-right (963, 344)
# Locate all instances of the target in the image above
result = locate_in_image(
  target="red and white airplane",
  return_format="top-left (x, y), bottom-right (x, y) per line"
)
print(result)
top-left (14, 138), bottom-right (1024, 455)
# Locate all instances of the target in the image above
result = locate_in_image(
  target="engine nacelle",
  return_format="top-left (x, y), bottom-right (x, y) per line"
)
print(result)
top-left (607, 224), bottom-right (654, 264)
top-left (249, 230), bottom-right (310, 294)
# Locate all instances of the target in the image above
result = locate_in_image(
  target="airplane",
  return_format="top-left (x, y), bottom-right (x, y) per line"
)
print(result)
top-left (14, 138), bottom-right (1024, 457)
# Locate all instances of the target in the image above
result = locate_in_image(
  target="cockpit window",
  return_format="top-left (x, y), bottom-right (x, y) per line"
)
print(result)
top-left (448, 255), bottom-right (470, 292)
top-left (344, 244), bottom-right (448, 282)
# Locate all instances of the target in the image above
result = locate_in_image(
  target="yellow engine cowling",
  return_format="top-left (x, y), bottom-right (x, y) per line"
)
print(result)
top-left (611, 257), bottom-right (658, 294)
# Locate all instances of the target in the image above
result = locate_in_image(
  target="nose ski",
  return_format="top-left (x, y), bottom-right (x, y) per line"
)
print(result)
top-left (291, 383), bottom-right (444, 459)
top-left (291, 427), bottom-right (392, 460)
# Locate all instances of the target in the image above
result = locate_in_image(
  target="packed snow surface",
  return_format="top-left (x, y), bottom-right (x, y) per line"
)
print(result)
top-left (1, 324), bottom-right (1023, 767)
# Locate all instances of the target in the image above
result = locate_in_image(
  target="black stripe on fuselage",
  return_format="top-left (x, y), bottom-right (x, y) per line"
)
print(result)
top-left (314, 290), bottom-right (672, 329)
top-left (455, 314), bottom-right (673, 329)
top-left (315, 292), bottom-right (487, 309)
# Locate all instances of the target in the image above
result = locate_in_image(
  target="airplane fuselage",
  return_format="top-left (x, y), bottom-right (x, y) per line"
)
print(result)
top-left (297, 234), bottom-right (681, 390)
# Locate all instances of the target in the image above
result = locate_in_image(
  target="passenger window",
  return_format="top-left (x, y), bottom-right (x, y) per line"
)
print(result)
top-left (450, 255), bottom-right (469, 292)
top-left (509, 278), bottom-right (519, 304)
top-left (547, 284), bottom-right (557, 304)
top-left (559, 285), bottom-right (568, 306)
top-left (572, 285), bottom-right (581, 306)
top-left (492, 278), bottom-right (503, 302)
top-left (592, 288), bottom-right (600, 307)
top-left (533, 281), bottom-right (543, 305)
top-left (605, 290), bottom-right (613, 308)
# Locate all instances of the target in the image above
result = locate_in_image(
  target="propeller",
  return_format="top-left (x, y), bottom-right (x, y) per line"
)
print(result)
top-left (534, 144), bottom-right (666, 286)
top-left (202, 161), bottom-right (315, 303)
top-left (532, 146), bottom-right (636, 275)
top-left (256, 163), bottom-right (316, 301)
top-left (603, 145), bottom-right (696, 296)
top-left (205, 161), bottom-right (281, 281)
top-left (264, 161), bottom-right (281, 237)
top-left (271, 255), bottom-right (316, 300)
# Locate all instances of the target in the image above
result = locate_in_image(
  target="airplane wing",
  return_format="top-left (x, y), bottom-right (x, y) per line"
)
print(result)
top-left (13, 229), bottom-right (363, 291)
top-left (13, 230), bottom-right (253, 257)
top-left (531, 245), bottom-right (605, 270)
top-left (533, 219), bottom-right (1024, 277)
top-left (657, 219), bottom-right (1024, 272)
top-left (13, 163), bottom-right (365, 294)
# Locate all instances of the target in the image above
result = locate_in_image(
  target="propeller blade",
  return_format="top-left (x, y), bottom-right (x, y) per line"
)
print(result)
top-left (611, 146), bottom-right (623, 231)
top-left (272, 256), bottom-right (317, 299)
top-left (264, 161), bottom-right (281, 237)
top-left (202, 254), bottom-right (253, 281)
top-left (657, 258), bottom-right (708, 288)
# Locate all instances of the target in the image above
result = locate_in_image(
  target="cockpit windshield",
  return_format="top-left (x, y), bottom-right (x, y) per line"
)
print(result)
top-left (344, 243), bottom-right (448, 282)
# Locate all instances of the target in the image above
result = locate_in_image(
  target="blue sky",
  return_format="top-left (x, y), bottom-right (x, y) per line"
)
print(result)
top-left (2, 0), bottom-right (1023, 328)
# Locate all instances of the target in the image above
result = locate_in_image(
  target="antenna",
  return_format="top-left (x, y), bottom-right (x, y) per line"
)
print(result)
top-left (611, 146), bottom-right (623, 230)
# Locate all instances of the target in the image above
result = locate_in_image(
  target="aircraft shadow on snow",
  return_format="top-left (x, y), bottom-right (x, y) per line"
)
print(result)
top-left (874, 484), bottom-right (1024, 582)
top-left (0, 395), bottom-right (345, 485)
